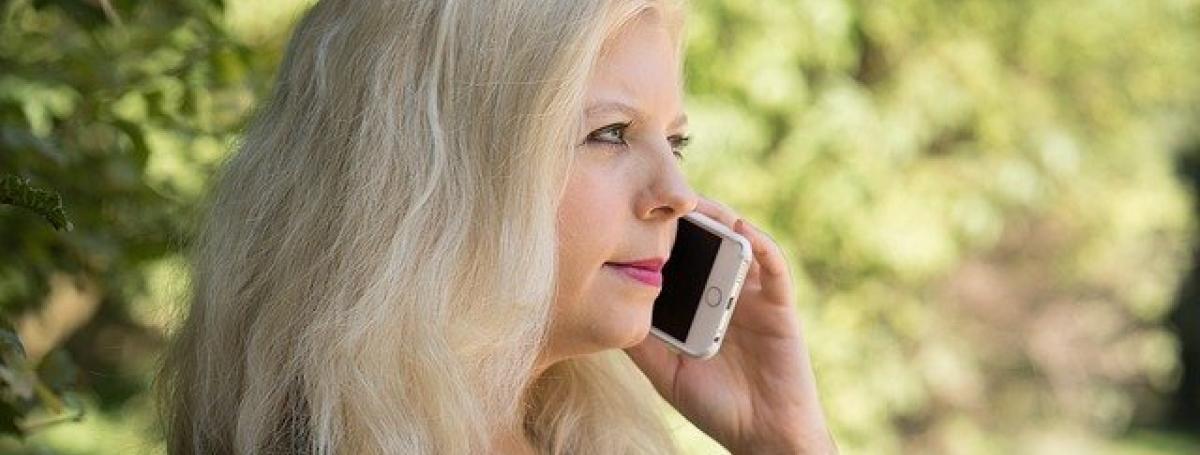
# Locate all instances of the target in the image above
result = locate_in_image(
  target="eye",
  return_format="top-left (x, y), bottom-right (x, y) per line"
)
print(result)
top-left (586, 122), bottom-right (630, 147)
top-left (668, 134), bottom-right (691, 160)
top-left (584, 123), bottom-right (690, 160)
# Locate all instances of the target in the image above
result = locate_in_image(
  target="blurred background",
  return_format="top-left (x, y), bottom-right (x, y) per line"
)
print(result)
top-left (0, 0), bottom-right (1197, 453)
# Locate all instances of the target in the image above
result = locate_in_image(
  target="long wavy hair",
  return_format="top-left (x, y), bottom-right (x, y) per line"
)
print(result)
top-left (157, 0), bottom-right (687, 453)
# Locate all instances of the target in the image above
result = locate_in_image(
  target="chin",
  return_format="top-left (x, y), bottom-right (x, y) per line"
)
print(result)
top-left (617, 328), bottom-right (653, 350)
top-left (602, 306), bottom-right (655, 350)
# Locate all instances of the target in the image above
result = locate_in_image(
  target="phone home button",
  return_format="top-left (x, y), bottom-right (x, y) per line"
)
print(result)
top-left (704, 286), bottom-right (722, 307)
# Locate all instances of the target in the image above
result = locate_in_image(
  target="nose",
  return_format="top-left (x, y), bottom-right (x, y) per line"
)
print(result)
top-left (637, 155), bottom-right (699, 221)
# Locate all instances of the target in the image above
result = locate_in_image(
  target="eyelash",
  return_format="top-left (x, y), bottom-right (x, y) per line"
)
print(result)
top-left (586, 122), bottom-right (691, 160)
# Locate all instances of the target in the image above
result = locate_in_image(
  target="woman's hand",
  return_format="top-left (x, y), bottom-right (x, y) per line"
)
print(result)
top-left (625, 197), bottom-right (838, 454)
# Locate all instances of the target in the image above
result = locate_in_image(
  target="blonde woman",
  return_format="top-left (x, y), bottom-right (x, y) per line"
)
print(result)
top-left (158, 0), bottom-right (836, 453)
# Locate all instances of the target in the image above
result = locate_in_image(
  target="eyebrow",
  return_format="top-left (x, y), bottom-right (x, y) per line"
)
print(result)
top-left (585, 101), bottom-right (688, 131)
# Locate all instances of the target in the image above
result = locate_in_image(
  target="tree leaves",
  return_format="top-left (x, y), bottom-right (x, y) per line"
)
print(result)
top-left (0, 175), bottom-right (71, 231)
top-left (0, 322), bottom-right (82, 438)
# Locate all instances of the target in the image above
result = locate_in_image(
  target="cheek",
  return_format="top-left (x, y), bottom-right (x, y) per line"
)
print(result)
top-left (558, 170), bottom-right (624, 258)
top-left (549, 165), bottom-right (657, 351)
top-left (554, 168), bottom-right (626, 302)
top-left (557, 211), bottom-right (609, 292)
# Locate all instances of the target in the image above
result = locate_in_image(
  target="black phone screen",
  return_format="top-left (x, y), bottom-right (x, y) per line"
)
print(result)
top-left (652, 217), bottom-right (722, 342)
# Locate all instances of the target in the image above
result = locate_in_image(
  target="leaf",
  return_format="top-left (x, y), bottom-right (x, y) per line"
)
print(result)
top-left (0, 174), bottom-right (72, 231)
top-left (112, 119), bottom-right (151, 170)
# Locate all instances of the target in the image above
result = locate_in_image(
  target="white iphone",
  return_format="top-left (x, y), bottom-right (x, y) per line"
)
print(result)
top-left (650, 211), bottom-right (753, 359)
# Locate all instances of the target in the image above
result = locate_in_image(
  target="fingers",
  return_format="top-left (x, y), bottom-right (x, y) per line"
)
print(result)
top-left (744, 243), bottom-right (762, 284)
top-left (695, 195), bottom-right (787, 279)
top-left (734, 218), bottom-right (789, 279)
top-left (734, 218), bottom-right (794, 306)
top-left (694, 197), bottom-right (739, 227)
top-left (692, 195), bottom-right (792, 303)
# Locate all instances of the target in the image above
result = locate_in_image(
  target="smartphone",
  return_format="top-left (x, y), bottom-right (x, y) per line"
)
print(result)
top-left (650, 211), bottom-right (753, 359)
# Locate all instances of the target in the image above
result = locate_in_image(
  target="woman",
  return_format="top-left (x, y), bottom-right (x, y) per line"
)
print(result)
top-left (158, 0), bottom-right (836, 453)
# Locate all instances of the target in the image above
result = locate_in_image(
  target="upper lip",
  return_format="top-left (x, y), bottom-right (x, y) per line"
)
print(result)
top-left (606, 257), bottom-right (667, 273)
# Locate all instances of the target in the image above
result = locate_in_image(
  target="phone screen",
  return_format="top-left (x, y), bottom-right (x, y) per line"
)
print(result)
top-left (652, 217), bottom-right (722, 342)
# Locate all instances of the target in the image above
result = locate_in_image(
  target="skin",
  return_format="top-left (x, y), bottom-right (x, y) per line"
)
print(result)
top-left (496, 10), bottom-right (837, 455)
top-left (546, 12), bottom-right (696, 364)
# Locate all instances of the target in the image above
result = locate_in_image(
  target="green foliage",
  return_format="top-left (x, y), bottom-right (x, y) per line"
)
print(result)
top-left (677, 0), bottom-right (1200, 452)
top-left (0, 0), bottom-right (272, 312)
top-left (0, 323), bottom-right (83, 438)
top-left (0, 173), bottom-right (79, 438)
top-left (0, 0), bottom-right (278, 450)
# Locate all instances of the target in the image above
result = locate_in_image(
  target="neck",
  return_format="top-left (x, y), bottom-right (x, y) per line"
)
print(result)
top-left (491, 425), bottom-right (537, 455)
top-left (498, 341), bottom-right (586, 454)
top-left (490, 355), bottom-right (556, 455)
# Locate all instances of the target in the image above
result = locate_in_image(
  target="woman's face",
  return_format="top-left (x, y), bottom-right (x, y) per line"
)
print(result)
top-left (549, 12), bottom-right (698, 361)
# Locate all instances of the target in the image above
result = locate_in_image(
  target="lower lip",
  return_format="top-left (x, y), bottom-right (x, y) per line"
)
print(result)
top-left (606, 264), bottom-right (663, 287)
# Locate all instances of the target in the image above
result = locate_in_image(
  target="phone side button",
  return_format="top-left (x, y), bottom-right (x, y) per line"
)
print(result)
top-left (726, 296), bottom-right (734, 310)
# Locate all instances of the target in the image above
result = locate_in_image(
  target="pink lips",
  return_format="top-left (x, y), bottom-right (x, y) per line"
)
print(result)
top-left (605, 258), bottom-right (666, 287)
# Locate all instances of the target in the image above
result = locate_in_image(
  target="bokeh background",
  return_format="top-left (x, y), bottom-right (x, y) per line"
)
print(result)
top-left (1, 0), bottom-right (1198, 453)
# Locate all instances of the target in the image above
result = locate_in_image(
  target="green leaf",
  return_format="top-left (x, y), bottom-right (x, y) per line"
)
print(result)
top-left (0, 174), bottom-right (72, 231)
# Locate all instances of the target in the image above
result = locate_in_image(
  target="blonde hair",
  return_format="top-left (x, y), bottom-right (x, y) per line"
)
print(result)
top-left (158, 0), bottom-right (687, 453)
